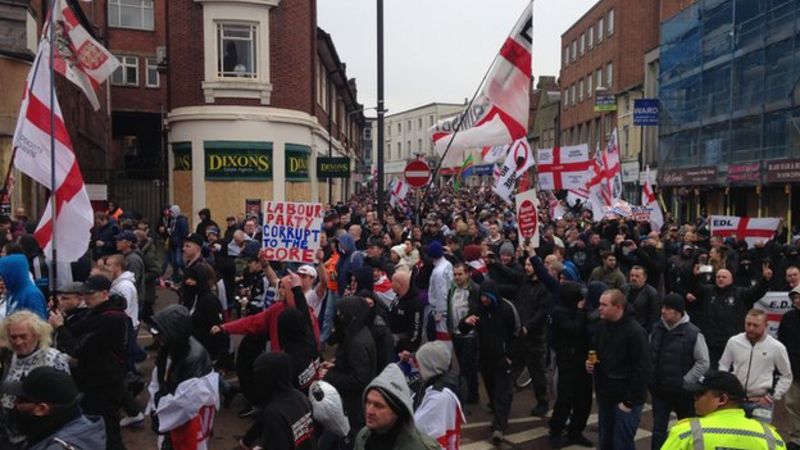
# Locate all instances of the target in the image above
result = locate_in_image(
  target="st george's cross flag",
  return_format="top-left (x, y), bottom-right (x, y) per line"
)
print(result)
top-left (11, 13), bottom-right (96, 262)
top-left (388, 179), bottom-right (410, 208)
top-left (48, 0), bottom-right (120, 110)
top-left (584, 143), bottom-right (609, 221)
top-left (536, 144), bottom-right (591, 190)
top-left (429, 3), bottom-right (532, 156)
top-left (602, 128), bottom-right (623, 201)
top-left (709, 215), bottom-right (781, 248)
top-left (641, 166), bottom-right (664, 231)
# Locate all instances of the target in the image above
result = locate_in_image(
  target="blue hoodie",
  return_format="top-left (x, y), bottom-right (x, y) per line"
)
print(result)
top-left (335, 233), bottom-right (362, 296)
top-left (0, 254), bottom-right (47, 319)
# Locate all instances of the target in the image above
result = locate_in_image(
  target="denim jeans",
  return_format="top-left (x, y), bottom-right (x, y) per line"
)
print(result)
top-left (651, 393), bottom-right (693, 450)
top-left (320, 291), bottom-right (340, 344)
top-left (597, 399), bottom-right (643, 450)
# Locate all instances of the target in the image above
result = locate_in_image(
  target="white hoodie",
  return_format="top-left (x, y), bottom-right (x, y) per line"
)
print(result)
top-left (719, 331), bottom-right (793, 399)
top-left (112, 271), bottom-right (139, 328)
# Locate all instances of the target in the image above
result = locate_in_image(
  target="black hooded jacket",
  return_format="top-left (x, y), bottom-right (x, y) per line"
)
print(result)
top-left (181, 266), bottom-right (227, 360)
top-left (151, 305), bottom-right (213, 396)
top-left (360, 290), bottom-right (396, 373)
top-left (251, 353), bottom-right (315, 450)
top-left (324, 296), bottom-right (376, 430)
top-left (195, 208), bottom-right (219, 238)
top-left (278, 307), bottom-right (320, 392)
top-left (458, 280), bottom-right (519, 362)
top-left (550, 282), bottom-right (589, 368)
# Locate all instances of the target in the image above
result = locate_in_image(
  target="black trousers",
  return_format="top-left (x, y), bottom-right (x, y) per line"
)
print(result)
top-left (511, 336), bottom-right (549, 404)
top-left (480, 357), bottom-right (513, 432)
top-left (453, 336), bottom-right (479, 402)
top-left (549, 360), bottom-right (593, 437)
top-left (236, 334), bottom-right (268, 404)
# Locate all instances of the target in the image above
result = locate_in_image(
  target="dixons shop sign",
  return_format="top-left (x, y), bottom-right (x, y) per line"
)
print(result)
top-left (204, 141), bottom-right (273, 180)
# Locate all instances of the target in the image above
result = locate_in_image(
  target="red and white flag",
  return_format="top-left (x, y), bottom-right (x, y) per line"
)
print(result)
top-left (48, 0), bottom-right (120, 110)
top-left (602, 128), bottom-right (623, 201)
top-left (430, 3), bottom-right (532, 155)
top-left (583, 143), bottom-right (608, 221)
top-left (641, 166), bottom-right (664, 231)
top-left (481, 144), bottom-right (509, 164)
top-left (536, 144), bottom-right (591, 190)
top-left (12, 32), bottom-right (93, 263)
top-left (709, 215), bottom-right (781, 248)
top-left (388, 179), bottom-right (409, 208)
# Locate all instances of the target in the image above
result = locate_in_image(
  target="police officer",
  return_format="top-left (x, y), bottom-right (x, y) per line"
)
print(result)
top-left (662, 370), bottom-right (787, 450)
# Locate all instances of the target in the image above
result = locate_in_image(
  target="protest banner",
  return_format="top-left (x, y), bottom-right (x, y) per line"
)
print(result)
top-left (754, 292), bottom-right (792, 338)
top-left (515, 188), bottom-right (540, 248)
top-left (261, 201), bottom-right (323, 263)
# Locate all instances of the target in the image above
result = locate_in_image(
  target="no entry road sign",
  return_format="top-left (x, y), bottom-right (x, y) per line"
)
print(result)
top-left (404, 160), bottom-right (431, 188)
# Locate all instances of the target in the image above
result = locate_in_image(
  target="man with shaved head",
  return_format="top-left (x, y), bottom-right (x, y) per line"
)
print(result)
top-left (388, 269), bottom-right (423, 354)
top-left (688, 263), bottom-right (773, 369)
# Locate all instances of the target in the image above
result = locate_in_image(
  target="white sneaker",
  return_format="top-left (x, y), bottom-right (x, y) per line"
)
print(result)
top-left (120, 412), bottom-right (145, 427)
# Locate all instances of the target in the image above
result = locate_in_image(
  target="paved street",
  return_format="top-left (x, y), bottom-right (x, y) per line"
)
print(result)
top-left (122, 289), bottom-right (794, 450)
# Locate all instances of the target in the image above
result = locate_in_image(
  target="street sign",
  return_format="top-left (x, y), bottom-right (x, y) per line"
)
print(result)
top-left (633, 99), bottom-right (660, 126)
top-left (594, 92), bottom-right (617, 112)
top-left (404, 160), bottom-right (431, 188)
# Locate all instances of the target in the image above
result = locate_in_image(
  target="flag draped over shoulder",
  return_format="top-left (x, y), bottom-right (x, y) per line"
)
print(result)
top-left (429, 2), bottom-right (533, 156)
top-left (50, 0), bottom-right (120, 110)
top-left (12, 3), bottom-right (99, 263)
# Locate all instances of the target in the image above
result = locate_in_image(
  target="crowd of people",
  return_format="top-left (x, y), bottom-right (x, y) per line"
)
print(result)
top-left (0, 185), bottom-right (797, 450)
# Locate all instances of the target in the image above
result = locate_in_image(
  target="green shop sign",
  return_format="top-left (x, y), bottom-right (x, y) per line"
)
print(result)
top-left (204, 141), bottom-right (273, 180)
top-left (317, 157), bottom-right (351, 179)
top-left (172, 142), bottom-right (192, 171)
top-left (285, 144), bottom-right (311, 181)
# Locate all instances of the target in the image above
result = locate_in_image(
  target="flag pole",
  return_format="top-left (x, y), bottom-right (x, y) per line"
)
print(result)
top-left (48, 0), bottom-right (58, 293)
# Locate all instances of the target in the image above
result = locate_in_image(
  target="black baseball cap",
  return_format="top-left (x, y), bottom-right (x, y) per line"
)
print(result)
top-left (83, 275), bottom-right (112, 293)
top-left (686, 370), bottom-right (745, 400)
top-left (1, 366), bottom-right (79, 405)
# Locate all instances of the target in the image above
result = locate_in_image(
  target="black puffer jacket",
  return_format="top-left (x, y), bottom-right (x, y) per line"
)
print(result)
top-left (324, 296), bottom-right (376, 431)
top-left (151, 305), bottom-right (213, 396)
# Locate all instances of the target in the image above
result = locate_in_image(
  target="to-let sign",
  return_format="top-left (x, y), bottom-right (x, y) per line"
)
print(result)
top-left (404, 160), bottom-right (431, 188)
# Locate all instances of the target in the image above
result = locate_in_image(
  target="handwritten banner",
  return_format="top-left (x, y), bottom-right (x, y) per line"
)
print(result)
top-left (261, 201), bottom-right (323, 263)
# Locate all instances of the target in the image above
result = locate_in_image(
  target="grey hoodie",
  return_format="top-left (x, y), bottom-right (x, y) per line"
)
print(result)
top-left (29, 415), bottom-right (107, 450)
top-left (354, 364), bottom-right (439, 450)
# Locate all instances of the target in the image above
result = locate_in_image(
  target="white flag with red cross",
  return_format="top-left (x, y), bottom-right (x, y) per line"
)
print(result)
top-left (429, 3), bottom-right (532, 155)
top-left (48, 0), bottom-right (120, 110)
top-left (709, 215), bottom-right (781, 248)
top-left (388, 179), bottom-right (409, 208)
top-left (641, 166), bottom-right (664, 231)
top-left (12, 31), bottom-right (93, 263)
top-left (536, 144), bottom-right (591, 190)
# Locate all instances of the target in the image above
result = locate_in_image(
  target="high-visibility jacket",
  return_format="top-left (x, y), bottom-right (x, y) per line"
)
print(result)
top-left (661, 408), bottom-right (786, 449)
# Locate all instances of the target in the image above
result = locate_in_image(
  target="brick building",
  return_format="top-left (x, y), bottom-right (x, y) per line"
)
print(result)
top-left (164, 0), bottom-right (365, 225)
top-left (528, 75), bottom-right (559, 150)
top-left (559, 0), bottom-right (660, 156)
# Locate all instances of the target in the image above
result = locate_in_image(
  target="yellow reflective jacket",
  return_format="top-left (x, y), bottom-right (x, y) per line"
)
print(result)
top-left (661, 408), bottom-right (785, 450)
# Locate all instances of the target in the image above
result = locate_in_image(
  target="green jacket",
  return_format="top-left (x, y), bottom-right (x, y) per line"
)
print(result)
top-left (354, 421), bottom-right (440, 450)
